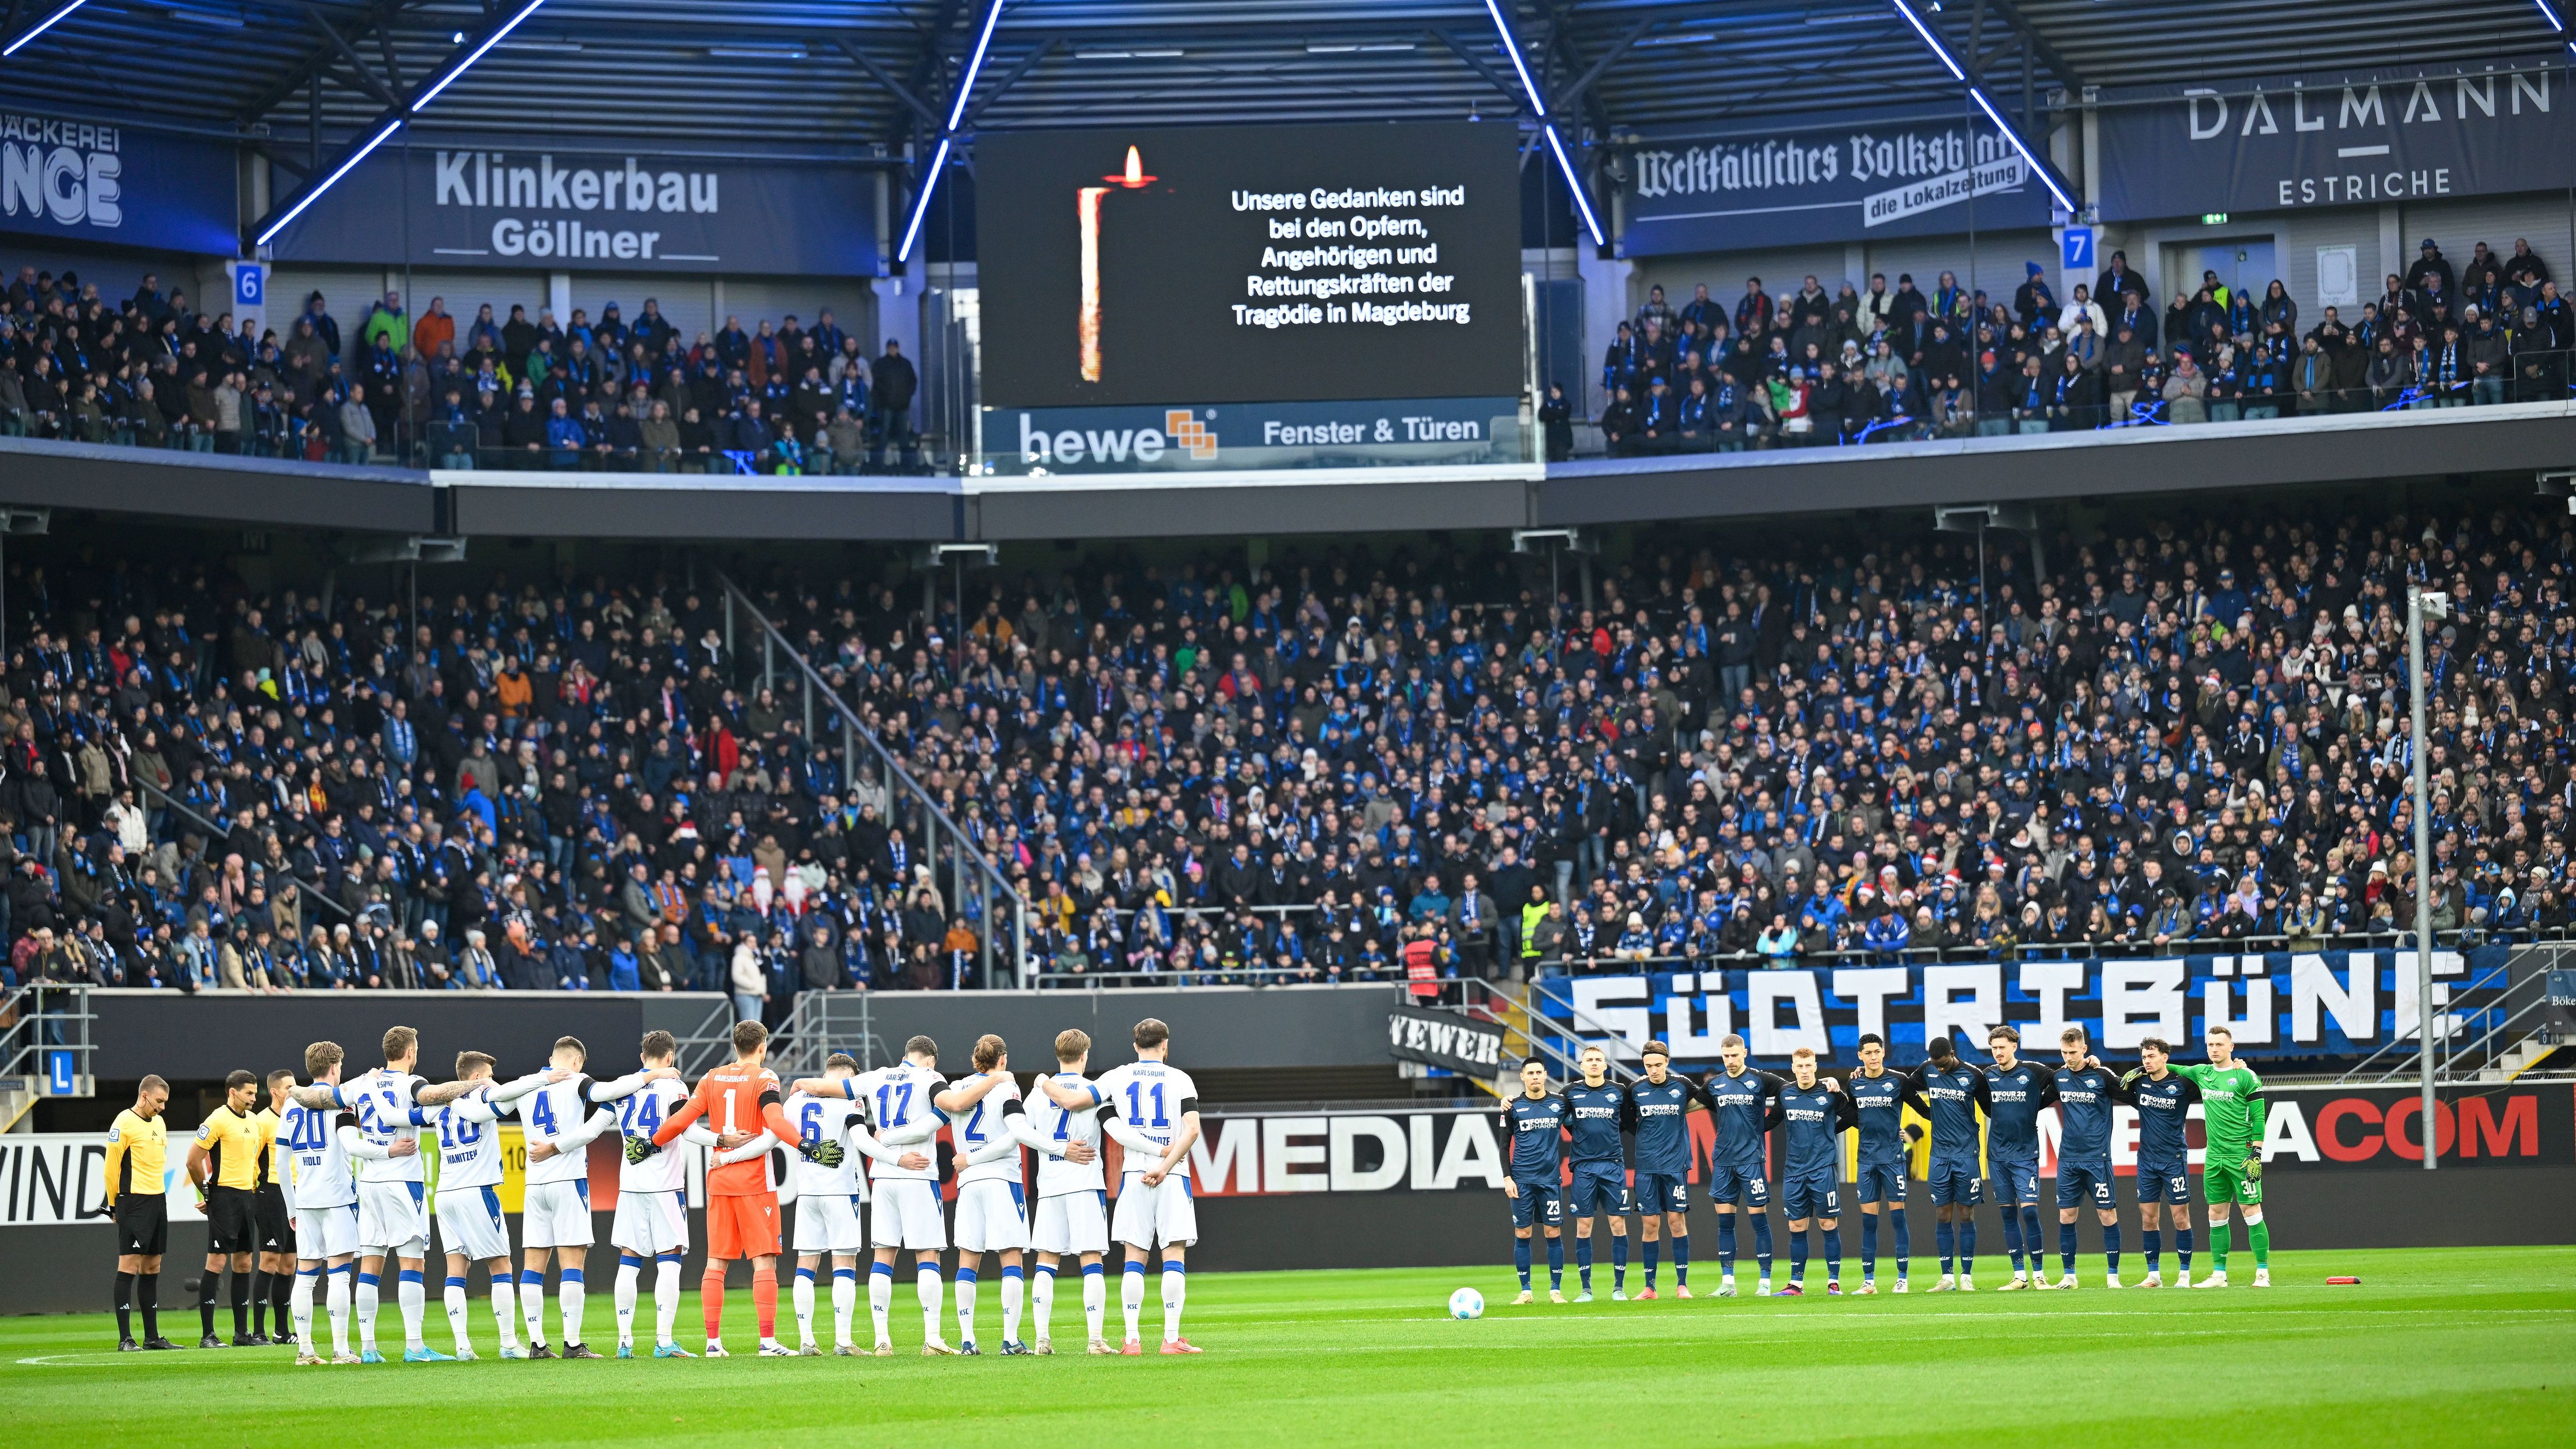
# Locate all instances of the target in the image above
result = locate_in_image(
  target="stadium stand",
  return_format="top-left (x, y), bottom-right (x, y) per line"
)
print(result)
top-left (3, 483), bottom-right (2567, 1009)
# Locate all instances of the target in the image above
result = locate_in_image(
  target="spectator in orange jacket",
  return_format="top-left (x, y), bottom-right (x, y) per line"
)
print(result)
top-left (413, 296), bottom-right (454, 362)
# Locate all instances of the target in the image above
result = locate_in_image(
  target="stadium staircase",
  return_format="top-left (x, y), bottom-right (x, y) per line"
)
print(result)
top-left (1460, 979), bottom-right (1641, 1095)
top-left (2338, 942), bottom-right (2574, 1086)
top-left (0, 983), bottom-right (95, 1132)
top-left (716, 575), bottom-right (1035, 987)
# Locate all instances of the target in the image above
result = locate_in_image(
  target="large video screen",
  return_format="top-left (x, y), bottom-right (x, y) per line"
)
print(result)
top-left (976, 121), bottom-right (1523, 410)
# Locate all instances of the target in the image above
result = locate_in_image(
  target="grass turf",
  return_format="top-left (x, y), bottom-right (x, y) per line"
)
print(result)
top-left (4, 1247), bottom-right (2569, 1446)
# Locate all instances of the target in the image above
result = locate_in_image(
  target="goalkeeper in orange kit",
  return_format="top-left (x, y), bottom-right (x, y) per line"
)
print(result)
top-left (639, 1019), bottom-right (839, 1355)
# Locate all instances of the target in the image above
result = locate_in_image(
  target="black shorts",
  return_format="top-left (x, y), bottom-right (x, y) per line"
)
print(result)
top-left (255, 1185), bottom-right (292, 1254)
top-left (115, 1195), bottom-right (168, 1257)
top-left (205, 1186), bottom-right (258, 1255)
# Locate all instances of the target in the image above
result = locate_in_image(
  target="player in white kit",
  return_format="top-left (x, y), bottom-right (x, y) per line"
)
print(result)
top-left (423, 1050), bottom-right (550, 1360)
top-left (1014, 1028), bottom-right (1111, 1354)
top-left (515, 1036), bottom-right (627, 1358)
top-left (288, 1025), bottom-right (476, 1363)
top-left (598, 1030), bottom-right (768, 1358)
top-left (784, 1053), bottom-right (870, 1355)
top-left (1059, 1017), bottom-right (1205, 1355)
top-left (280, 1040), bottom-right (402, 1365)
top-left (947, 1034), bottom-right (1033, 1356)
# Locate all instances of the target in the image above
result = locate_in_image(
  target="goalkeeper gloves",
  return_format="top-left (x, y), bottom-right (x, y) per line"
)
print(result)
top-left (796, 1140), bottom-right (845, 1169)
top-left (2120, 1067), bottom-right (2143, 1086)
top-left (623, 1136), bottom-right (661, 1165)
top-left (2243, 1155), bottom-right (2262, 1181)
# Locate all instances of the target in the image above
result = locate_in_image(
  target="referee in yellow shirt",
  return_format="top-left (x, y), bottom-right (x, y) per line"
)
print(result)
top-left (188, 1069), bottom-right (269, 1348)
top-left (105, 1076), bottom-right (176, 1351)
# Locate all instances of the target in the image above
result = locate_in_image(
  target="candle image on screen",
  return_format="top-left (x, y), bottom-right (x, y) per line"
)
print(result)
top-left (1077, 145), bottom-right (1156, 383)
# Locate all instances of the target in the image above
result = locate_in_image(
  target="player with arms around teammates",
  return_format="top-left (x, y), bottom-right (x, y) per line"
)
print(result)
top-left (1905, 1035), bottom-right (1991, 1291)
top-left (2174, 1026), bottom-right (2273, 1288)
top-left (1496, 1057), bottom-right (1568, 1304)
top-left (1085, 1017), bottom-right (1206, 1353)
top-left (1561, 1045), bottom-right (1632, 1302)
top-left (2113, 1035), bottom-right (2202, 1287)
top-left (2045, 1027), bottom-right (2125, 1289)
top-left (1842, 1032), bottom-right (1916, 1293)
top-left (1016, 1029), bottom-right (1112, 1353)
top-left (1701, 1032), bottom-right (1783, 1297)
top-left (608, 1030), bottom-right (774, 1356)
top-left (1621, 1042), bottom-right (1710, 1299)
top-left (1771, 1047), bottom-right (1855, 1295)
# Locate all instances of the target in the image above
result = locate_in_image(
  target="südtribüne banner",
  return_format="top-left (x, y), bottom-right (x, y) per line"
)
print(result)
top-left (2095, 61), bottom-right (2576, 220)
top-left (1617, 103), bottom-right (2053, 257)
top-left (265, 139), bottom-right (879, 275)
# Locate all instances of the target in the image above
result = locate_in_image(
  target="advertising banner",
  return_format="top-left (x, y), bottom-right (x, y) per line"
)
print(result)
top-left (990, 395), bottom-right (1521, 473)
top-left (265, 141), bottom-right (879, 275)
top-left (2095, 62), bottom-right (2576, 219)
top-left (1618, 104), bottom-right (2053, 257)
top-left (0, 110), bottom-right (238, 254)
top-left (1531, 948), bottom-right (2506, 1069)
top-left (1386, 1006), bottom-right (1509, 1076)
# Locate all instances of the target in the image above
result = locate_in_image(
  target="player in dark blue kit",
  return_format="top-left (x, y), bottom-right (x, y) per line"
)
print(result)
top-left (2112, 1035), bottom-right (2201, 1287)
top-left (1769, 1047), bottom-right (1856, 1296)
top-left (1622, 1042), bottom-right (1710, 1300)
top-left (1561, 1046), bottom-right (1631, 1302)
top-left (1499, 1058), bottom-right (1569, 1305)
top-left (2047, 1026), bottom-right (2124, 1288)
top-left (1701, 1033), bottom-right (1782, 1297)
top-left (1979, 1026), bottom-right (2056, 1290)
top-left (1905, 1035), bottom-right (1990, 1291)
top-left (1843, 1033), bottom-right (1914, 1293)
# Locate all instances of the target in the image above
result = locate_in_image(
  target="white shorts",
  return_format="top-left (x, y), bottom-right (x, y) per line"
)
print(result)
top-left (610, 1189), bottom-right (688, 1258)
top-left (295, 1200), bottom-right (361, 1263)
top-left (434, 1186), bottom-right (511, 1264)
top-left (1110, 1173), bottom-right (1198, 1251)
top-left (355, 1180), bottom-right (428, 1256)
top-left (1032, 1191), bottom-right (1110, 1258)
top-left (868, 1178), bottom-right (946, 1252)
top-left (521, 1180), bottom-right (595, 1249)
top-left (953, 1179), bottom-right (1029, 1254)
top-left (794, 1192), bottom-right (866, 1256)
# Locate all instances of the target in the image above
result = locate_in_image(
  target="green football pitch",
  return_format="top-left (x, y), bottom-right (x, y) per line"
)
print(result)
top-left (5, 1247), bottom-right (2569, 1446)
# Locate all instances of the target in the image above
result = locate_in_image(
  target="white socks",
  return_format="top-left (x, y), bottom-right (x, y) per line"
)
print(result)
top-left (1031, 1267), bottom-right (1055, 1341)
top-left (1083, 1266), bottom-right (1106, 1343)
top-left (654, 1258), bottom-right (682, 1346)
top-left (327, 1268), bottom-right (352, 1357)
top-left (1161, 1263), bottom-right (1186, 1344)
top-left (616, 1261), bottom-right (640, 1346)
top-left (1001, 1267), bottom-right (1024, 1346)
top-left (916, 1266), bottom-right (943, 1342)
top-left (1121, 1263), bottom-right (1145, 1342)
top-left (793, 1270), bottom-right (817, 1346)
top-left (396, 1271), bottom-right (426, 1351)
top-left (869, 1266), bottom-right (893, 1345)
top-left (290, 1268), bottom-right (317, 1353)
top-left (558, 1271), bottom-right (585, 1346)
top-left (831, 1269), bottom-right (856, 1346)
top-left (444, 1277), bottom-right (470, 1350)
top-left (354, 1272), bottom-right (380, 1352)
top-left (520, 1271), bottom-right (547, 1346)
top-left (954, 1270), bottom-right (978, 1345)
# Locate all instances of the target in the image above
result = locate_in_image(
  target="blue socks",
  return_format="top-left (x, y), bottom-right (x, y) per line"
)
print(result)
top-left (1861, 1213), bottom-right (1878, 1275)
top-left (1823, 1224), bottom-right (1841, 1284)
top-left (1641, 1239), bottom-right (1659, 1288)
top-left (1514, 1237), bottom-right (1532, 1289)
top-left (2143, 1229), bottom-right (2163, 1272)
top-left (1936, 1220), bottom-right (1956, 1271)
top-left (2177, 1227), bottom-right (2195, 1274)
top-left (1671, 1234), bottom-right (1688, 1286)
top-left (1545, 1236), bottom-right (1564, 1289)
top-left (1611, 1234), bottom-right (1627, 1291)
top-left (1751, 1215), bottom-right (1774, 1281)
top-left (2060, 1221), bottom-right (2080, 1274)
top-left (1574, 1236), bottom-right (1593, 1289)
top-left (2021, 1206), bottom-right (2044, 1267)
top-left (1787, 1230), bottom-right (1809, 1285)
top-left (2001, 1206), bottom-right (2024, 1270)
top-left (1891, 1209), bottom-right (1910, 1275)
top-left (1958, 1218), bottom-right (1977, 1274)
top-left (1717, 1217), bottom-right (1737, 1274)
top-left (2104, 1222), bottom-right (2121, 1277)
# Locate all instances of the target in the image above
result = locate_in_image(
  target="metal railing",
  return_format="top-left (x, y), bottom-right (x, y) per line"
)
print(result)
top-left (2336, 941), bottom-right (2574, 1086)
top-left (669, 995), bottom-right (745, 1078)
top-left (717, 574), bottom-right (1032, 987)
top-left (134, 776), bottom-right (352, 924)
top-left (775, 990), bottom-right (892, 1079)
top-left (0, 982), bottom-right (94, 1107)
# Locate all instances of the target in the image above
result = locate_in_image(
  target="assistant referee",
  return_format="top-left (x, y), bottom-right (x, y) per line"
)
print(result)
top-left (105, 1076), bottom-right (176, 1350)
top-left (187, 1069), bottom-right (269, 1348)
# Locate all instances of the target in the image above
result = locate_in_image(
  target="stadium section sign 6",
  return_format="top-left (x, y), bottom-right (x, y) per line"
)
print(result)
top-left (1385, 1006), bottom-right (1506, 1076)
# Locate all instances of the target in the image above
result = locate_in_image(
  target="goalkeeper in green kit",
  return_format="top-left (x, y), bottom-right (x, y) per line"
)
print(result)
top-left (2176, 1026), bottom-right (2270, 1288)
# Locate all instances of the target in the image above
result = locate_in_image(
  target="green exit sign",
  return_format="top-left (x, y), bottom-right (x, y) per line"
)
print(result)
top-left (2201, 212), bottom-right (2230, 225)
